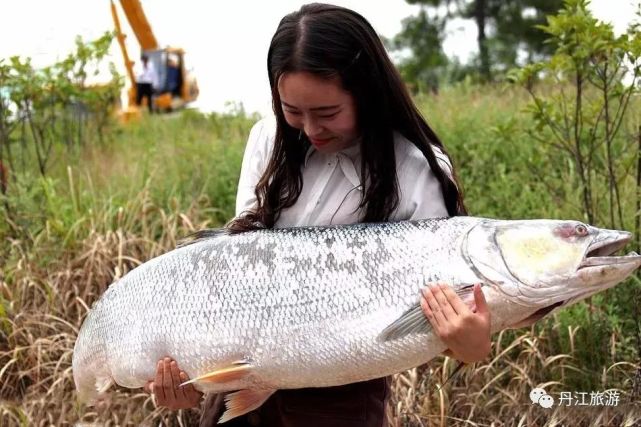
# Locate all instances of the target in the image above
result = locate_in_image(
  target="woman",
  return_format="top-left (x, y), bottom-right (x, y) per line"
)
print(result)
top-left (146, 4), bottom-right (491, 426)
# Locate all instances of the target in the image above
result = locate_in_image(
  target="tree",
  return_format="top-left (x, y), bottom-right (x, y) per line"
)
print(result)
top-left (509, 0), bottom-right (641, 380)
top-left (392, 7), bottom-right (449, 93)
top-left (509, 0), bottom-right (641, 230)
top-left (0, 33), bottom-right (121, 237)
top-left (395, 0), bottom-right (564, 83)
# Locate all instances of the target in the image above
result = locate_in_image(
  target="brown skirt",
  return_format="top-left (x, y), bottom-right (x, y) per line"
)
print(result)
top-left (199, 377), bottom-right (390, 427)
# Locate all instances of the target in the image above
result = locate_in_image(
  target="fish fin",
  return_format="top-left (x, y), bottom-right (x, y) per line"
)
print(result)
top-left (454, 284), bottom-right (476, 305)
top-left (177, 228), bottom-right (230, 248)
top-left (95, 376), bottom-right (114, 394)
top-left (437, 361), bottom-right (466, 390)
top-left (509, 301), bottom-right (564, 329)
top-left (378, 285), bottom-right (478, 342)
top-left (218, 389), bottom-right (276, 424)
top-left (378, 303), bottom-right (432, 342)
top-left (180, 361), bottom-right (253, 386)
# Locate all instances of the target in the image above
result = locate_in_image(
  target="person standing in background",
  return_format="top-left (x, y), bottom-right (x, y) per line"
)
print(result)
top-left (136, 54), bottom-right (158, 113)
top-left (166, 56), bottom-right (181, 97)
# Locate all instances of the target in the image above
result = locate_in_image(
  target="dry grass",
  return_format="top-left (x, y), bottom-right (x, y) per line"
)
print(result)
top-left (2, 194), bottom-right (639, 426)
top-left (1, 92), bottom-right (640, 425)
top-left (388, 329), bottom-right (641, 426)
top-left (0, 192), bottom-right (213, 426)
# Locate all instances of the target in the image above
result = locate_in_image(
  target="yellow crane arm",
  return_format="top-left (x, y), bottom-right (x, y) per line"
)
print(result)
top-left (118, 0), bottom-right (158, 51)
top-left (110, 0), bottom-right (135, 92)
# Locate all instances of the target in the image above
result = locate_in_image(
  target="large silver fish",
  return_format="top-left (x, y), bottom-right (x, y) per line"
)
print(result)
top-left (73, 217), bottom-right (641, 422)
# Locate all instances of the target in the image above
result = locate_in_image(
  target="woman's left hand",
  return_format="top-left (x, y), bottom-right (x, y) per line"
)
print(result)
top-left (420, 282), bottom-right (491, 363)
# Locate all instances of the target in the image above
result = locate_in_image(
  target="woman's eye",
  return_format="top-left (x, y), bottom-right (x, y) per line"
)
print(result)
top-left (318, 112), bottom-right (338, 119)
top-left (284, 110), bottom-right (301, 116)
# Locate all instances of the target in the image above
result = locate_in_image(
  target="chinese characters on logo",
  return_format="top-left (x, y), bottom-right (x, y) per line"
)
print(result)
top-left (557, 390), bottom-right (620, 406)
top-left (530, 387), bottom-right (620, 408)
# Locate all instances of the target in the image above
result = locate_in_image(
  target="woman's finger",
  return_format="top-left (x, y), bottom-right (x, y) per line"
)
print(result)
top-left (154, 360), bottom-right (166, 402)
top-left (429, 283), bottom-right (457, 321)
top-left (420, 296), bottom-right (440, 327)
top-left (473, 283), bottom-right (490, 315)
top-left (162, 358), bottom-right (177, 403)
top-left (422, 286), bottom-right (447, 326)
top-left (170, 361), bottom-right (187, 401)
top-left (440, 283), bottom-right (471, 315)
top-left (180, 371), bottom-right (200, 400)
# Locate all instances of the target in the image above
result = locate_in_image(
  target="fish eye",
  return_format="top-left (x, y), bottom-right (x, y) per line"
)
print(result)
top-left (575, 224), bottom-right (588, 236)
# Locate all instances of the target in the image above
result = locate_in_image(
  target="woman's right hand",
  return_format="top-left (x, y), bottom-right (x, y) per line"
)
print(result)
top-left (144, 357), bottom-right (203, 410)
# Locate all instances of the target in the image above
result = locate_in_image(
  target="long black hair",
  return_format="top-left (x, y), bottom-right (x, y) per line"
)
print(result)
top-left (229, 3), bottom-right (466, 231)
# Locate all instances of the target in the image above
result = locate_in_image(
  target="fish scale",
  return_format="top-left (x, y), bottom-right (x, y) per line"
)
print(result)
top-left (73, 216), bottom-right (641, 422)
top-left (76, 219), bottom-right (468, 390)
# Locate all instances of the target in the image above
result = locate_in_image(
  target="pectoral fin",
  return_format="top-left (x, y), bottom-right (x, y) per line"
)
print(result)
top-left (378, 285), bottom-right (476, 342)
top-left (219, 389), bottom-right (276, 423)
top-left (180, 360), bottom-right (252, 387)
top-left (378, 303), bottom-right (432, 342)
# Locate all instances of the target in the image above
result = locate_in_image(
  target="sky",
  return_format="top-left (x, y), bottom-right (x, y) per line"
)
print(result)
top-left (1, 0), bottom-right (638, 117)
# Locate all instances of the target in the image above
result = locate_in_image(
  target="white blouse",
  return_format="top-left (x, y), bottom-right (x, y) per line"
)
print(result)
top-left (235, 116), bottom-right (452, 227)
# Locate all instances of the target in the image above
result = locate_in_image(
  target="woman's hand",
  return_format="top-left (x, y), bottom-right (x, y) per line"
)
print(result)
top-left (420, 282), bottom-right (491, 363)
top-left (144, 357), bottom-right (203, 410)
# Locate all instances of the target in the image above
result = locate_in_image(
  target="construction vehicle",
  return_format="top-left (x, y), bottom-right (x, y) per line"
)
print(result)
top-left (110, 0), bottom-right (198, 121)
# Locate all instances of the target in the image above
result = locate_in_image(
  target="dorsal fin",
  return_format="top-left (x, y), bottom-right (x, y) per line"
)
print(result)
top-left (177, 228), bottom-right (230, 249)
top-left (177, 219), bottom-right (269, 249)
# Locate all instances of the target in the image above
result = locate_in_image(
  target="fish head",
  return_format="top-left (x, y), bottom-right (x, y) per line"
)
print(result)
top-left (464, 219), bottom-right (641, 310)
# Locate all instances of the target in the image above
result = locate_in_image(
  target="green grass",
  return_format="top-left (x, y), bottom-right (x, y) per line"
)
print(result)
top-left (1, 85), bottom-right (640, 425)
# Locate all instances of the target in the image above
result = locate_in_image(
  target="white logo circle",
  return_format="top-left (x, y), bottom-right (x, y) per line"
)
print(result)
top-left (538, 394), bottom-right (554, 408)
top-left (529, 387), bottom-right (546, 404)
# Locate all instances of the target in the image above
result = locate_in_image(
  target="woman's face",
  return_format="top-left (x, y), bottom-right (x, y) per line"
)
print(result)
top-left (278, 71), bottom-right (360, 154)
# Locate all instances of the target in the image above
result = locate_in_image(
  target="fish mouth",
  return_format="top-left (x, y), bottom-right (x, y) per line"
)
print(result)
top-left (579, 231), bottom-right (640, 269)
